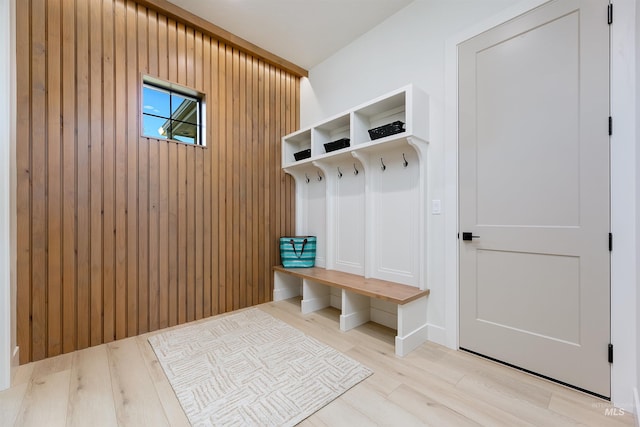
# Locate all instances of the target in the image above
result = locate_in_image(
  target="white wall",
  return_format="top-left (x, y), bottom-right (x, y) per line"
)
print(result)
top-left (301, 0), bottom-right (639, 412)
top-left (636, 0), bottom-right (640, 417)
top-left (610, 0), bottom-right (639, 414)
top-left (302, 0), bottom-right (520, 345)
top-left (0, 0), bottom-right (16, 391)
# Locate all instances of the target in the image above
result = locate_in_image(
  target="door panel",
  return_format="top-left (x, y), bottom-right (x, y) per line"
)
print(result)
top-left (476, 250), bottom-right (580, 344)
top-left (476, 11), bottom-right (580, 227)
top-left (459, 0), bottom-right (610, 397)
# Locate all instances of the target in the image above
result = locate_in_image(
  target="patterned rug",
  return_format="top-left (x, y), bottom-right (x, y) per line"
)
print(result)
top-left (148, 308), bottom-right (373, 426)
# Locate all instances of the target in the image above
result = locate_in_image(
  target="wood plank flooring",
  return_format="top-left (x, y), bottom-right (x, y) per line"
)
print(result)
top-left (0, 298), bottom-right (634, 426)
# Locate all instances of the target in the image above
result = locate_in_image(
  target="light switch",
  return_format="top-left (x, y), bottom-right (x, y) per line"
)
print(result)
top-left (432, 199), bottom-right (441, 215)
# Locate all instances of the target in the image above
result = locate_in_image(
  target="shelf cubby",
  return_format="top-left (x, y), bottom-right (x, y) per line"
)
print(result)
top-left (352, 91), bottom-right (406, 145)
top-left (282, 128), bottom-right (312, 166)
top-left (282, 84), bottom-right (429, 289)
top-left (312, 113), bottom-right (350, 156)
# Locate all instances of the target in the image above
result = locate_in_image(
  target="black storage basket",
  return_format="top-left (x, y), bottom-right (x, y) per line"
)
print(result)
top-left (324, 138), bottom-right (350, 153)
top-left (368, 121), bottom-right (405, 140)
top-left (293, 148), bottom-right (311, 161)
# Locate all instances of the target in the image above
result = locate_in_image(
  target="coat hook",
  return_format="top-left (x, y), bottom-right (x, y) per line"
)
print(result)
top-left (380, 157), bottom-right (386, 171)
top-left (337, 166), bottom-right (343, 179)
top-left (353, 163), bottom-right (359, 176)
top-left (402, 153), bottom-right (409, 168)
top-left (317, 171), bottom-right (323, 182)
top-left (305, 173), bottom-right (310, 183)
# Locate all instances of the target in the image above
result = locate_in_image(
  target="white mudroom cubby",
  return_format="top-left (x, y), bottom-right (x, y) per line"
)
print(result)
top-left (282, 84), bottom-right (429, 291)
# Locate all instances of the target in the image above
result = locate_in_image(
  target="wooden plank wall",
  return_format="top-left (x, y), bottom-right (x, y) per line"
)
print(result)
top-left (16, 0), bottom-right (298, 363)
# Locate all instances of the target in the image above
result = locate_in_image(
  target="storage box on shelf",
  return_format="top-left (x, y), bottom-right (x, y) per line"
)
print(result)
top-left (281, 84), bottom-right (428, 168)
top-left (312, 113), bottom-right (350, 156)
top-left (282, 128), bottom-right (311, 165)
top-left (276, 84), bottom-right (430, 356)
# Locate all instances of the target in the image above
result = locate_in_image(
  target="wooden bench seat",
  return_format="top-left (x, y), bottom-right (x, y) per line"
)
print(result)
top-left (273, 266), bottom-right (430, 304)
top-left (273, 266), bottom-right (430, 356)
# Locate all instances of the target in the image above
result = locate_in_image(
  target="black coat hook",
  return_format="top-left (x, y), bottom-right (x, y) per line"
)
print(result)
top-left (402, 153), bottom-right (408, 168)
top-left (380, 157), bottom-right (386, 171)
top-left (353, 163), bottom-right (359, 176)
top-left (337, 166), bottom-right (343, 179)
top-left (305, 173), bottom-right (310, 183)
top-left (317, 171), bottom-right (323, 181)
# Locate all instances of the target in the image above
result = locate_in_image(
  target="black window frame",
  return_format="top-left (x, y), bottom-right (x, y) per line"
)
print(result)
top-left (141, 76), bottom-right (205, 147)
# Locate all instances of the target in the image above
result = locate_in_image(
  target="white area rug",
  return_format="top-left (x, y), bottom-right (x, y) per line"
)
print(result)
top-left (148, 308), bottom-right (373, 426)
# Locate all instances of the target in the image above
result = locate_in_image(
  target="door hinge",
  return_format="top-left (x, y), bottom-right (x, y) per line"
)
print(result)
top-left (609, 233), bottom-right (613, 251)
top-left (609, 116), bottom-right (613, 136)
top-left (608, 344), bottom-right (613, 363)
top-left (608, 4), bottom-right (613, 25)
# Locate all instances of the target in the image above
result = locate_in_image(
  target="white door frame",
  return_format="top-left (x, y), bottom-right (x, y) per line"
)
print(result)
top-left (0, 0), bottom-right (17, 392)
top-left (444, 0), bottom-right (638, 412)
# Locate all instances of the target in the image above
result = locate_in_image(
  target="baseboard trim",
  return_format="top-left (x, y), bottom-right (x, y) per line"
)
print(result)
top-left (633, 387), bottom-right (639, 427)
top-left (10, 346), bottom-right (18, 385)
top-left (395, 324), bottom-right (428, 357)
top-left (426, 323), bottom-right (447, 347)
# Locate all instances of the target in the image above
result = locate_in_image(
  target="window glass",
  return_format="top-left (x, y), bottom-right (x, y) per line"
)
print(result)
top-left (142, 80), bottom-right (204, 146)
top-left (171, 94), bottom-right (199, 125)
top-left (142, 114), bottom-right (169, 140)
top-left (143, 86), bottom-right (171, 118)
top-left (172, 123), bottom-right (197, 144)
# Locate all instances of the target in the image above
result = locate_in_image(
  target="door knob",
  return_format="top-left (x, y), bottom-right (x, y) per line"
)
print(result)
top-left (462, 232), bottom-right (480, 241)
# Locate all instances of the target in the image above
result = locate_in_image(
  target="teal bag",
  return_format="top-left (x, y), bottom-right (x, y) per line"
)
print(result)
top-left (280, 236), bottom-right (316, 268)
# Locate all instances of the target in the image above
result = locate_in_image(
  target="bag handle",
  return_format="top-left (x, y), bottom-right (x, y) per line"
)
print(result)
top-left (289, 238), bottom-right (308, 259)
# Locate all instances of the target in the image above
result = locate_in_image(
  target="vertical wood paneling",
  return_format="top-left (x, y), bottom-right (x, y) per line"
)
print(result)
top-left (167, 141), bottom-right (178, 327)
top-left (217, 44), bottom-right (227, 315)
top-left (209, 38), bottom-right (219, 316)
top-left (30, 0), bottom-right (47, 362)
top-left (76, 0), bottom-right (91, 352)
top-left (201, 35), bottom-right (212, 319)
top-left (238, 52), bottom-right (247, 310)
top-left (195, 33), bottom-right (204, 321)
top-left (16, 0), bottom-right (300, 363)
top-left (136, 5), bottom-right (149, 335)
top-left (125, 0), bottom-right (139, 338)
top-left (251, 57), bottom-right (260, 307)
top-left (61, 0), bottom-right (77, 354)
top-left (16, 0), bottom-right (31, 363)
top-left (167, 18), bottom-right (178, 328)
top-left (224, 45), bottom-right (233, 311)
top-left (177, 144), bottom-right (187, 324)
top-left (114, 0), bottom-right (128, 341)
top-left (157, 14), bottom-right (170, 330)
top-left (259, 62), bottom-right (268, 305)
top-left (89, 0), bottom-right (103, 347)
top-left (46, 0), bottom-right (63, 357)
top-left (176, 22), bottom-right (187, 325)
top-left (102, 0), bottom-right (116, 344)
top-left (185, 27), bottom-right (196, 323)
top-left (231, 49), bottom-right (240, 311)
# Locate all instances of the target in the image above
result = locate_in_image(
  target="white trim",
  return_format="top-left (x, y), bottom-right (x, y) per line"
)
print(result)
top-left (608, 0), bottom-right (638, 413)
top-left (634, 387), bottom-right (639, 427)
top-left (444, 0), bottom-right (638, 412)
top-left (426, 323), bottom-right (446, 346)
top-left (395, 323), bottom-right (428, 357)
top-left (0, 0), bottom-right (13, 392)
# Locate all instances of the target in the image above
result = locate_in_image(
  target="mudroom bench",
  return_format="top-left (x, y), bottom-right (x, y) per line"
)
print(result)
top-left (273, 266), bottom-right (430, 356)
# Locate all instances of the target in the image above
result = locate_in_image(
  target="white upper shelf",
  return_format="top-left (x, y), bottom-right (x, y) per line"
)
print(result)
top-left (282, 84), bottom-right (429, 169)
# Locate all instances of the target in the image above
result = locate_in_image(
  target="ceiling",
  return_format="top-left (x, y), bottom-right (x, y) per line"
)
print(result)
top-left (166, 0), bottom-right (415, 70)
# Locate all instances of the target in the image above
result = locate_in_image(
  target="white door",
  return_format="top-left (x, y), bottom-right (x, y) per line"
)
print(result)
top-left (458, 0), bottom-right (610, 397)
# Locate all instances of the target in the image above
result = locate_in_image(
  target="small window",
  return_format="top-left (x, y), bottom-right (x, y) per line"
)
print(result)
top-left (142, 77), bottom-right (205, 146)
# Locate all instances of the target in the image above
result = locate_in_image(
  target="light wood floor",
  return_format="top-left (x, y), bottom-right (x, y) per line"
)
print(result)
top-left (1, 298), bottom-right (635, 426)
